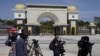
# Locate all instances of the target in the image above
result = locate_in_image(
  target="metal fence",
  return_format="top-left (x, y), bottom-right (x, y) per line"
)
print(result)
top-left (0, 29), bottom-right (8, 36)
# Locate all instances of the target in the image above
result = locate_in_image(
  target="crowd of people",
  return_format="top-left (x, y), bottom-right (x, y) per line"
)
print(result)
top-left (5, 26), bottom-right (29, 56)
top-left (5, 26), bottom-right (95, 56)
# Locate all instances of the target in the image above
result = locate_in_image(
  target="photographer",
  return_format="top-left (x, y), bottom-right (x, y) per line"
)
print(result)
top-left (49, 33), bottom-right (65, 56)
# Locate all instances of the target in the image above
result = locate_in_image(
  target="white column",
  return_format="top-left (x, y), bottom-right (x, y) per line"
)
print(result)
top-left (91, 28), bottom-right (95, 35)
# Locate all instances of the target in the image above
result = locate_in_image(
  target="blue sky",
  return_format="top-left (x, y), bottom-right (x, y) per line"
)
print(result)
top-left (0, 0), bottom-right (100, 21)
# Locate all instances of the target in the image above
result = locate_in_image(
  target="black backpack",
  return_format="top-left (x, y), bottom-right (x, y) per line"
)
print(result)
top-left (5, 37), bottom-right (12, 46)
top-left (5, 34), bottom-right (17, 46)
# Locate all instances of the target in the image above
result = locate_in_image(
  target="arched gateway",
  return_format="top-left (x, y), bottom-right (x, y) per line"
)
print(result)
top-left (13, 4), bottom-right (79, 35)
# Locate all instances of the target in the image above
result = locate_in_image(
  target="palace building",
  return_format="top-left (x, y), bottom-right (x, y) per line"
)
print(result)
top-left (13, 3), bottom-right (79, 35)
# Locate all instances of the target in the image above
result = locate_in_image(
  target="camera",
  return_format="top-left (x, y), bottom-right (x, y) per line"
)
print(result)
top-left (32, 39), bottom-right (38, 44)
top-left (59, 40), bottom-right (66, 55)
top-left (59, 41), bottom-right (65, 45)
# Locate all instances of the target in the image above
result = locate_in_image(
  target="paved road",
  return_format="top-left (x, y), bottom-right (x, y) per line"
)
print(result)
top-left (0, 35), bottom-right (100, 56)
top-left (0, 43), bottom-right (100, 56)
top-left (1, 38), bottom-right (100, 44)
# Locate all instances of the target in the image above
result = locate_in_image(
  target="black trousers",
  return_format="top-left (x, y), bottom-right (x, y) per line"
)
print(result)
top-left (81, 50), bottom-right (88, 56)
top-left (53, 50), bottom-right (60, 56)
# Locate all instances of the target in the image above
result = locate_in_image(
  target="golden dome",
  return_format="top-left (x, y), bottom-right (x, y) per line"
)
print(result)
top-left (67, 6), bottom-right (77, 12)
top-left (15, 4), bottom-right (25, 9)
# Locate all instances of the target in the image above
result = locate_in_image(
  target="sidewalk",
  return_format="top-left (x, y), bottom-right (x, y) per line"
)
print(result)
top-left (1, 43), bottom-right (100, 56)
top-left (0, 35), bottom-right (100, 56)
top-left (0, 35), bottom-right (100, 40)
top-left (0, 44), bottom-right (77, 56)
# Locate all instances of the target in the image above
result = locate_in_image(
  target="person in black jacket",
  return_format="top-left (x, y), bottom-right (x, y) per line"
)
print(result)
top-left (78, 37), bottom-right (84, 56)
top-left (78, 36), bottom-right (94, 56)
top-left (49, 33), bottom-right (64, 56)
top-left (49, 33), bottom-right (59, 56)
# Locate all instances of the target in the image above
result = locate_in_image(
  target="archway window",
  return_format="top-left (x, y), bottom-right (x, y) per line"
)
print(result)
top-left (36, 12), bottom-right (59, 25)
top-left (36, 12), bottom-right (59, 35)
top-left (72, 27), bottom-right (75, 35)
top-left (39, 17), bottom-right (54, 34)
top-left (39, 17), bottom-right (53, 22)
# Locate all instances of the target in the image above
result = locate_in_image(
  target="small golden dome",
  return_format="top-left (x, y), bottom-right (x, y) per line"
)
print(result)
top-left (68, 6), bottom-right (77, 12)
top-left (15, 4), bottom-right (25, 9)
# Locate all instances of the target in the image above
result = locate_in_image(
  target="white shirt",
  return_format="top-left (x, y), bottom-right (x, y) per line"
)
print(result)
top-left (17, 29), bottom-right (22, 34)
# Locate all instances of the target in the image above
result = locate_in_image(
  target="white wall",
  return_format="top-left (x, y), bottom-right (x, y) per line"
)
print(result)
top-left (71, 21), bottom-right (76, 27)
top-left (27, 7), bottom-right (68, 25)
top-left (69, 14), bottom-right (78, 20)
top-left (14, 12), bottom-right (25, 18)
top-left (91, 28), bottom-right (95, 35)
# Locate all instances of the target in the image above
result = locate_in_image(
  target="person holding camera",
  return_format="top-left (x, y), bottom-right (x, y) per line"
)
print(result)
top-left (49, 33), bottom-right (65, 56)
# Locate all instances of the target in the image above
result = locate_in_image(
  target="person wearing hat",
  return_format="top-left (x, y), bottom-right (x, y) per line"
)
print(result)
top-left (6, 29), bottom-right (17, 56)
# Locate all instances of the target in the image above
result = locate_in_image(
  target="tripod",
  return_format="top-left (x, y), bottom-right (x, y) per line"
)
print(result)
top-left (28, 39), bottom-right (43, 56)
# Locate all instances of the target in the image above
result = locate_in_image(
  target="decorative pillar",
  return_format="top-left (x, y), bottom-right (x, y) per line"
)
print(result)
top-left (26, 25), bottom-right (40, 35)
top-left (54, 25), bottom-right (67, 35)
top-left (89, 22), bottom-right (96, 35)
top-left (28, 26), bottom-right (32, 35)
top-left (35, 25), bottom-right (40, 35)
top-left (63, 26), bottom-right (67, 35)
top-left (54, 26), bottom-right (60, 34)
top-left (67, 5), bottom-right (79, 35)
top-left (13, 4), bottom-right (26, 29)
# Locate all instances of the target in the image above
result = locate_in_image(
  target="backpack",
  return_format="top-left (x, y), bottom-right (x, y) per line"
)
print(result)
top-left (5, 38), bottom-right (12, 46)
top-left (5, 34), bottom-right (17, 46)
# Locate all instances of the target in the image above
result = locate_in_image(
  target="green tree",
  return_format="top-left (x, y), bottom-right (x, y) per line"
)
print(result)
top-left (78, 20), bottom-right (85, 27)
top-left (6, 20), bottom-right (14, 25)
top-left (78, 20), bottom-right (89, 27)
top-left (84, 21), bottom-right (89, 27)
top-left (40, 21), bottom-right (54, 33)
